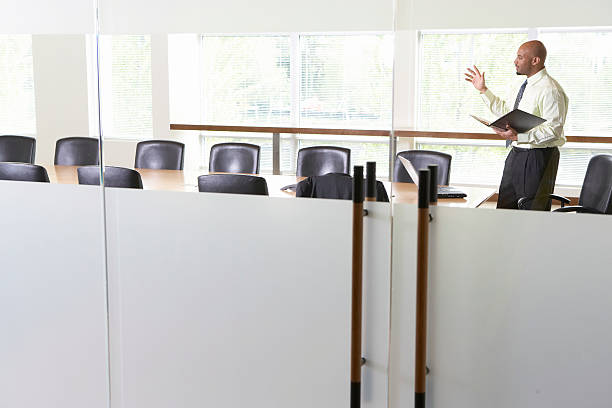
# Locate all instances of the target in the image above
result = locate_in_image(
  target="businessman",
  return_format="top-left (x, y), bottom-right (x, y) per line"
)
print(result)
top-left (464, 40), bottom-right (568, 210)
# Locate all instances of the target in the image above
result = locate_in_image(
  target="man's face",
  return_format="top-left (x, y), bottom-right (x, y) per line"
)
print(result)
top-left (514, 46), bottom-right (532, 76)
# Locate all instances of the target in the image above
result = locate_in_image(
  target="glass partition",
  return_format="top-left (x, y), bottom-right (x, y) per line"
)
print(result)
top-left (0, 2), bottom-right (107, 408)
top-left (389, 0), bottom-right (612, 407)
top-left (97, 0), bottom-right (395, 406)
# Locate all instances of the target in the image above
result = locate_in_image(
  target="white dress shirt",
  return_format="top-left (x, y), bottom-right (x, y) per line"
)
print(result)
top-left (481, 68), bottom-right (569, 149)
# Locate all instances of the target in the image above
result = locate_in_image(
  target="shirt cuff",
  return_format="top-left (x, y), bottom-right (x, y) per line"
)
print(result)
top-left (480, 89), bottom-right (495, 104)
top-left (517, 133), bottom-right (530, 144)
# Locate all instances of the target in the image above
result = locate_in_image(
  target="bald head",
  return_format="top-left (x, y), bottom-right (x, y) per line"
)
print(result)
top-left (515, 40), bottom-right (547, 77)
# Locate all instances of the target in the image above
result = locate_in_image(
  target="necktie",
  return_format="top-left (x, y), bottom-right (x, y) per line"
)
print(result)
top-left (507, 79), bottom-right (528, 147)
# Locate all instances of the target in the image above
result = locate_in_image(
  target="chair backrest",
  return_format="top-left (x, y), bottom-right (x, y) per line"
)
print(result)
top-left (0, 162), bottom-right (49, 182)
top-left (394, 150), bottom-right (452, 184)
top-left (295, 172), bottom-right (389, 202)
top-left (209, 142), bottom-right (260, 174)
top-left (135, 140), bottom-right (185, 170)
top-left (78, 166), bottom-right (143, 189)
top-left (0, 135), bottom-right (36, 164)
top-left (198, 174), bottom-right (268, 196)
top-left (579, 154), bottom-right (612, 214)
top-left (296, 146), bottom-right (350, 177)
top-left (54, 137), bottom-right (99, 166)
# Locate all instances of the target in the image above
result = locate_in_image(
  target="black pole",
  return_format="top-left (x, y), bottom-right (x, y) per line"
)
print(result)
top-left (366, 162), bottom-right (376, 202)
top-left (428, 164), bottom-right (438, 205)
top-left (415, 169), bottom-right (430, 408)
top-left (351, 165), bottom-right (364, 408)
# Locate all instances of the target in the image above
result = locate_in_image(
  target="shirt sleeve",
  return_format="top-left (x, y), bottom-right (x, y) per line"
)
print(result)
top-left (517, 89), bottom-right (567, 146)
top-left (480, 88), bottom-right (512, 117)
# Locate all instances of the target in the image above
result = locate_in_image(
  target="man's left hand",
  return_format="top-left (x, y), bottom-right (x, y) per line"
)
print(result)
top-left (492, 124), bottom-right (518, 141)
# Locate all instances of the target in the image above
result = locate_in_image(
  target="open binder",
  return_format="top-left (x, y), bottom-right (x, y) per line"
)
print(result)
top-left (470, 109), bottom-right (546, 133)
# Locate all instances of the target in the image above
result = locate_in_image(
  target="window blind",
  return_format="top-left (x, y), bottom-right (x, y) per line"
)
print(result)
top-left (300, 34), bottom-right (393, 129)
top-left (417, 31), bottom-right (528, 132)
top-left (540, 30), bottom-right (612, 135)
top-left (200, 34), bottom-right (392, 175)
top-left (100, 35), bottom-right (152, 139)
top-left (201, 36), bottom-right (291, 126)
top-left (0, 35), bottom-right (36, 135)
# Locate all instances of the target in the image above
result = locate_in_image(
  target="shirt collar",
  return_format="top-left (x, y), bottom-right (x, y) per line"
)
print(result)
top-left (527, 68), bottom-right (547, 85)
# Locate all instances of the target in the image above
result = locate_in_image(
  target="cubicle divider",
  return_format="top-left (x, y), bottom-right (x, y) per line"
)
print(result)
top-left (389, 203), bottom-right (612, 408)
top-left (0, 181), bottom-right (108, 407)
top-left (103, 188), bottom-right (391, 408)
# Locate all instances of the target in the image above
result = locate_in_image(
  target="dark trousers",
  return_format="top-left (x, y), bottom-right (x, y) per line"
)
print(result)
top-left (497, 146), bottom-right (560, 211)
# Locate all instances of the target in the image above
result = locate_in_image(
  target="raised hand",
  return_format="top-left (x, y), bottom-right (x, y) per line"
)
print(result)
top-left (464, 65), bottom-right (487, 93)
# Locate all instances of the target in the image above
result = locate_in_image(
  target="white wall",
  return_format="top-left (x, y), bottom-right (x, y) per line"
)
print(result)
top-left (397, 0), bottom-right (612, 30)
top-left (32, 35), bottom-right (92, 165)
top-left (0, 0), bottom-right (94, 34)
top-left (390, 204), bottom-right (612, 408)
top-left (99, 0), bottom-right (393, 34)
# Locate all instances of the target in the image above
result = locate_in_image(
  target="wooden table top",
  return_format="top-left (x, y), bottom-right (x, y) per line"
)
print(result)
top-left (46, 165), bottom-right (495, 208)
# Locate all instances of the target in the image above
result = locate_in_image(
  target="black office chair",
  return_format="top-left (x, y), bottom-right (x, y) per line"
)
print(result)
top-left (0, 162), bottom-right (49, 182)
top-left (296, 172), bottom-right (389, 202)
top-left (296, 146), bottom-right (351, 177)
top-left (209, 142), bottom-right (260, 174)
top-left (0, 135), bottom-right (36, 164)
top-left (78, 166), bottom-right (143, 189)
top-left (54, 137), bottom-right (99, 166)
top-left (198, 174), bottom-right (268, 196)
top-left (547, 154), bottom-right (612, 214)
top-left (134, 140), bottom-right (185, 170)
top-left (394, 150), bottom-right (452, 184)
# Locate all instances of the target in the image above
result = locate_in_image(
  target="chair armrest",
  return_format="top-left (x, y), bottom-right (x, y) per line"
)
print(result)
top-left (549, 193), bottom-right (571, 207)
top-left (553, 205), bottom-right (603, 214)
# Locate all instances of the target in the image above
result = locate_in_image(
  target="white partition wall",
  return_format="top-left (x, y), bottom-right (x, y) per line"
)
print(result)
top-left (0, 182), bottom-right (108, 408)
top-left (390, 204), bottom-right (612, 408)
top-left (99, 0), bottom-right (392, 33)
top-left (105, 190), bottom-right (391, 408)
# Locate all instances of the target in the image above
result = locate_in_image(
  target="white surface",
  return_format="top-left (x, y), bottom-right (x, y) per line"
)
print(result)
top-left (0, 0), bottom-right (94, 34)
top-left (397, 0), bottom-right (612, 30)
top-left (388, 202), bottom-right (418, 408)
top-left (362, 201), bottom-right (392, 407)
top-left (151, 34), bottom-right (171, 141)
top-left (0, 181), bottom-right (108, 408)
top-left (99, 0), bottom-right (392, 33)
top-left (390, 203), bottom-right (612, 408)
top-left (32, 35), bottom-right (92, 165)
top-left (105, 190), bottom-right (391, 408)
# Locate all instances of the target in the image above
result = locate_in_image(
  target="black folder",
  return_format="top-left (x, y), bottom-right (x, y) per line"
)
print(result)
top-left (471, 109), bottom-right (546, 133)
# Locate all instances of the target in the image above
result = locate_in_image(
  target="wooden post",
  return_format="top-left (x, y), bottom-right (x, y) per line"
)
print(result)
top-left (415, 169), bottom-right (430, 408)
top-left (351, 165), bottom-right (364, 408)
top-left (366, 162), bottom-right (376, 202)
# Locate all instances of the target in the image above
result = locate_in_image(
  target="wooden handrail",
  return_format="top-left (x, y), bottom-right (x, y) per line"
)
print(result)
top-left (171, 124), bottom-right (612, 144)
top-left (171, 124), bottom-right (389, 137)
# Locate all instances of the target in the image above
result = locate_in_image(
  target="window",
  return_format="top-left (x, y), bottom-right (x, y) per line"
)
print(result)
top-left (199, 33), bottom-right (393, 176)
top-left (0, 35), bottom-right (36, 135)
top-left (418, 31), bottom-right (528, 132)
top-left (416, 28), bottom-right (612, 187)
top-left (540, 29), bottom-right (612, 135)
top-left (99, 35), bottom-right (152, 140)
top-left (300, 34), bottom-right (392, 128)
top-left (202, 36), bottom-right (290, 126)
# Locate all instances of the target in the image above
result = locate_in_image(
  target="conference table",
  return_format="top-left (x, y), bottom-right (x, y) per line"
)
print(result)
top-left (45, 165), bottom-right (495, 208)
